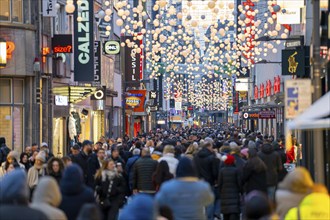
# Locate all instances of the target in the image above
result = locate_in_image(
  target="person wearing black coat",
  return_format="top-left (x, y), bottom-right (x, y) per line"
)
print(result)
top-left (242, 148), bottom-right (267, 194)
top-left (87, 148), bottom-right (105, 189)
top-left (59, 164), bottom-right (95, 220)
top-left (72, 140), bottom-right (92, 184)
top-left (46, 157), bottom-right (65, 184)
top-left (218, 154), bottom-right (242, 220)
top-left (132, 147), bottom-right (158, 194)
top-left (272, 139), bottom-right (287, 182)
top-left (257, 143), bottom-right (283, 201)
top-left (193, 142), bottom-right (219, 186)
top-left (95, 159), bottom-right (127, 220)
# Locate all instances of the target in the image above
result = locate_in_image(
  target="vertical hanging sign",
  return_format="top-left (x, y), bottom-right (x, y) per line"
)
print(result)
top-left (94, 41), bottom-right (101, 82)
top-left (42, 0), bottom-right (57, 17)
top-left (74, 0), bottom-right (94, 81)
top-left (123, 36), bottom-right (141, 87)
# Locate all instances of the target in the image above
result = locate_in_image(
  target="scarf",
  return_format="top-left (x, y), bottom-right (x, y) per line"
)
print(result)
top-left (101, 170), bottom-right (117, 182)
top-left (27, 165), bottom-right (46, 189)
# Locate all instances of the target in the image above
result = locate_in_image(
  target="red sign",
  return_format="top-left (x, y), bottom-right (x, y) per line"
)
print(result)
top-left (254, 85), bottom-right (259, 100)
top-left (266, 80), bottom-right (272, 96)
top-left (260, 83), bottom-right (265, 98)
top-left (259, 110), bottom-right (276, 119)
top-left (274, 76), bottom-right (281, 94)
top-left (125, 90), bottom-right (147, 113)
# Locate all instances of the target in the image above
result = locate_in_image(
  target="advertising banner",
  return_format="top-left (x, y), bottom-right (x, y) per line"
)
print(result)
top-left (74, 0), bottom-right (94, 81)
top-left (282, 48), bottom-right (305, 76)
top-left (125, 90), bottom-right (146, 113)
top-left (52, 35), bottom-right (72, 53)
top-left (123, 36), bottom-right (140, 87)
top-left (284, 79), bottom-right (312, 119)
top-left (259, 110), bottom-right (276, 119)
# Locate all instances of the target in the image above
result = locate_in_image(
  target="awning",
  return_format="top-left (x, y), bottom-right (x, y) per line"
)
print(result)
top-left (53, 86), bottom-right (97, 104)
top-left (287, 92), bottom-right (330, 130)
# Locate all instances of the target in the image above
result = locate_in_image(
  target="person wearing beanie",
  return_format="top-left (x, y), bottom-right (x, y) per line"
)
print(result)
top-left (243, 190), bottom-right (273, 220)
top-left (218, 154), bottom-right (242, 220)
top-left (27, 151), bottom-right (47, 198)
top-left (0, 169), bottom-right (48, 220)
top-left (119, 194), bottom-right (156, 220)
top-left (59, 164), bottom-right (94, 220)
top-left (155, 157), bottom-right (214, 220)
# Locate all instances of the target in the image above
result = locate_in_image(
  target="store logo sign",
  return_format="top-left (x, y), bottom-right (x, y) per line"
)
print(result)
top-left (43, 0), bottom-right (57, 17)
top-left (91, 87), bottom-right (105, 100)
top-left (104, 41), bottom-right (120, 55)
top-left (242, 111), bottom-right (259, 120)
top-left (126, 96), bottom-right (141, 107)
top-left (55, 95), bottom-right (68, 106)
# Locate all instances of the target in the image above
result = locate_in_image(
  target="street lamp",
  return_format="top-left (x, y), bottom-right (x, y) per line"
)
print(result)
top-left (0, 38), bottom-right (7, 68)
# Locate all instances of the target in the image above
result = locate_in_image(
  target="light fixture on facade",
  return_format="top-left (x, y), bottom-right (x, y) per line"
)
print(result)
top-left (65, 2), bottom-right (75, 14)
top-left (33, 57), bottom-right (41, 72)
top-left (0, 38), bottom-right (7, 68)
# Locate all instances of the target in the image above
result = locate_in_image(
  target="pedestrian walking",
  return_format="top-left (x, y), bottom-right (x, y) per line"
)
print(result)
top-left (132, 147), bottom-right (158, 195)
top-left (242, 148), bottom-right (267, 194)
top-left (152, 160), bottom-right (174, 191)
top-left (47, 157), bottom-right (65, 184)
top-left (155, 156), bottom-right (214, 220)
top-left (59, 164), bottom-right (95, 220)
top-left (158, 144), bottom-right (179, 176)
top-left (31, 176), bottom-right (67, 220)
top-left (95, 159), bottom-right (127, 220)
top-left (72, 140), bottom-right (93, 184)
top-left (20, 152), bottom-right (31, 172)
top-left (257, 143), bottom-right (282, 200)
top-left (27, 151), bottom-right (47, 197)
top-left (0, 169), bottom-right (48, 220)
top-left (218, 154), bottom-right (242, 220)
top-left (125, 148), bottom-right (140, 193)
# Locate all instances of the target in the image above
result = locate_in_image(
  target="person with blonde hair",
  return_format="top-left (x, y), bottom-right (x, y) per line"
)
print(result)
top-left (285, 184), bottom-right (329, 220)
top-left (95, 158), bottom-right (126, 220)
top-left (158, 145), bottom-right (178, 176)
top-left (275, 167), bottom-right (314, 218)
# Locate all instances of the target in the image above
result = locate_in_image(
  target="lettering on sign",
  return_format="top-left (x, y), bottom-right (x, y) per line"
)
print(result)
top-left (43, 0), bottom-right (57, 17)
top-left (52, 35), bottom-right (73, 54)
top-left (104, 41), bottom-right (120, 55)
top-left (126, 97), bottom-right (141, 107)
top-left (74, 0), bottom-right (94, 81)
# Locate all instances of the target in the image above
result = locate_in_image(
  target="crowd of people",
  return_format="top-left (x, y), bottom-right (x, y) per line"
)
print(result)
top-left (0, 126), bottom-right (329, 220)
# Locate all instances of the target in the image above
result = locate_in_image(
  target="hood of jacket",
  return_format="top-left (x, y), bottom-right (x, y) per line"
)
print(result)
top-left (197, 147), bottom-right (213, 158)
top-left (261, 143), bottom-right (274, 154)
top-left (32, 176), bottom-right (62, 207)
top-left (0, 169), bottom-right (29, 204)
top-left (60, 164), bottom-right (84, 195)
top-left (119, 194), bottom-right (156, 220)
top-left (278, 167), bottom-right (314, 193)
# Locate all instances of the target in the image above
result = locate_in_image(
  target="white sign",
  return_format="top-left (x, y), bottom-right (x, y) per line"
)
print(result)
top-left (43, 0), bottom-right (57, 17)
top-left (55, 95), bottom-right (68, 106)
top-left (235, 78), bottom-right (249, 92)
top-left (175, 102), bottom-right (182, 111)
top-left (277, 0), bottom-right (304, 8)
top-left (284, 79), bottom-right (312, 119)
top-left (277, 8), bottom-right (301, 24)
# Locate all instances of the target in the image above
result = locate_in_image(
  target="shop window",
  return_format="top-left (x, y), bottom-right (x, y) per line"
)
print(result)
top-left (13, 79), bottom-right (24, 103)
top-left (0, 0), bottom-right (10, 21)
top-left (0, 0), bottom-right (29, 23)
top-left (0, 79), bottom-right (11, 104)
top-left (0, 107), bottom-right (12, 148)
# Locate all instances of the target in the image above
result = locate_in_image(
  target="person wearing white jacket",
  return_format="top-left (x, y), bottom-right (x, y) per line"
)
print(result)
top-left (158, 145), bottom-right (179, 176)
top-left (31, 176), bottom-right (67, 220)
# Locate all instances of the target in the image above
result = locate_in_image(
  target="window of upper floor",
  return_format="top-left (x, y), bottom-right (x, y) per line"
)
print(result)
top-left (0, 0), bottom-right (31, 24)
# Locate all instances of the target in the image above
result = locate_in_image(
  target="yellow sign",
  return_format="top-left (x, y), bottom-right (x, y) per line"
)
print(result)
top-left (288, 51), bottom-right (298, 74)
top-left (126, 96), bottom-right (140, 107)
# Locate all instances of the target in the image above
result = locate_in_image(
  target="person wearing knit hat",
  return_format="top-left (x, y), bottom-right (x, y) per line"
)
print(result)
top-left (218, 154), bottom-right (242, 220)
top-left (155, 157), bottom-right (214, 220)
top-left (27, 151), bottom-right (47, 198)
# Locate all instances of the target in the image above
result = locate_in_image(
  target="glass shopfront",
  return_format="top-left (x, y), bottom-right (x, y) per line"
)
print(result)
top-left (0, 78), bottom-right (24, 153)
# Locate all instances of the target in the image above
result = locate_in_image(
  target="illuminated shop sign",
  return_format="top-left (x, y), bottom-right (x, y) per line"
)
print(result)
top-left (52, 35), bottom-right (72, 53)
top-left (126, 96), bottom-right (141, 107)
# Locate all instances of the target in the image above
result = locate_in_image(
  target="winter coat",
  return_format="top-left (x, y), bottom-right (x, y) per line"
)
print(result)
top-left (242, 162), bottom-right (267, 194)
top-left (273, 143), bottom-right (288, 182)
top-left (258, 144), bottom-right (282, 187)
top-left (31, 176), bottom-right (67, 220)
top-left (72, 151), bottom-right (90, 184)
top-left (0, 170), bottom-right (48, 220)
top-left (27, 165), bottom-right (47, 190)
top-left (158, 153), bottom-right (179, 176)
top-left (232, 153), bottom-right (246, 174)
top-left (95, 171), bottom-right (127, 209)
top-left (59, 164), bottom-right (95, 220)
top-left (132, 156), bottom-right (158, 192)
top-left (155, 178), bottom-right (214, 220)
top-left (276, 189), bottom-right (308, 219)
top-left (218, 165), bottom-right (242, 214)
top-left (285, 193), bottom-right (329, 220)
top-left (194, 147), bottom-right (220, 186)
top-left (125, 155), bottom-right (140, 190)
top-left (86, 154), bottom-right (101, 188)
